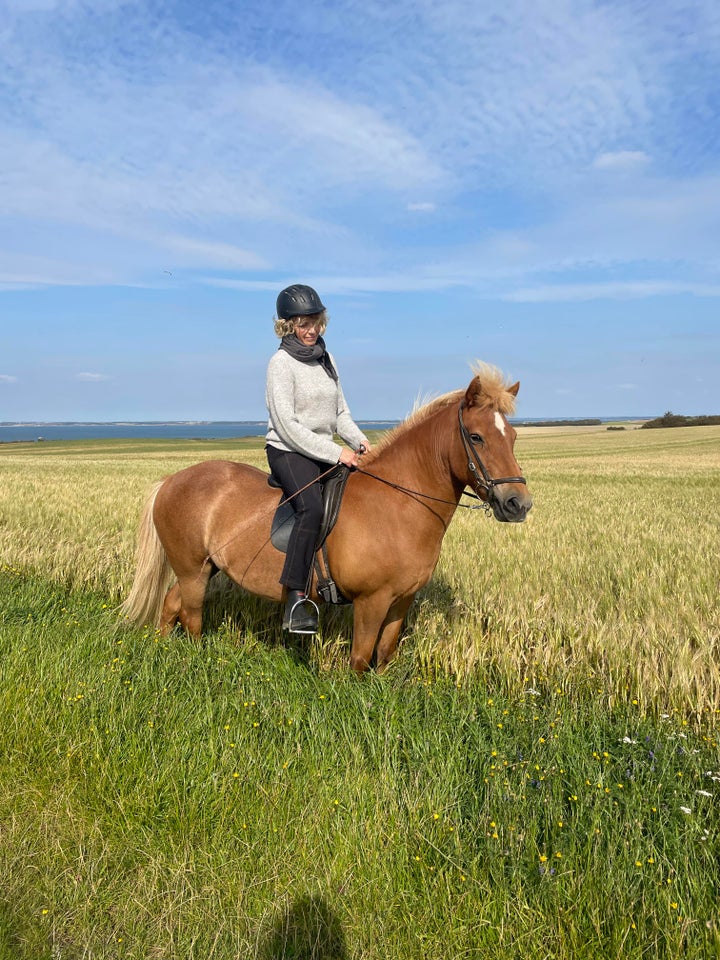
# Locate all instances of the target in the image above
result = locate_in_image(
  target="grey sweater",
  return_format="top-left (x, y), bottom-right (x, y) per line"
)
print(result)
top-left (265, 349), bottom-right (368, 463)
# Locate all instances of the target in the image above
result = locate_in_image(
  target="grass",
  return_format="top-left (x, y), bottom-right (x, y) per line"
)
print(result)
top-left (0, 425), bottom-right (719, 958)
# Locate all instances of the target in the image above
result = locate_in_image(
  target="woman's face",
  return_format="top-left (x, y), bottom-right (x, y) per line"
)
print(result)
top-left (293, 313), bottom-right (323, 346)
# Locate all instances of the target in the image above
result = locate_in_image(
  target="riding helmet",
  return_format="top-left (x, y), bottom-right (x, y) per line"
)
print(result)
top-left (276, 284), bottom-right (326, 320)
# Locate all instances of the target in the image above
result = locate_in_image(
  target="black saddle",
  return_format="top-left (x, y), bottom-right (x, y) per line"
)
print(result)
top-left (268, 464), bottom-right (350, 555)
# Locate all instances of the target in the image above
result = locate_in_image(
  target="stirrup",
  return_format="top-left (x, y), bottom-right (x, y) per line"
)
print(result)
top-left (282, 593), bottom-right (319, 634)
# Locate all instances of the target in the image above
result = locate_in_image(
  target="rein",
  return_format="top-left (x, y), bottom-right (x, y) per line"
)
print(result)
top-left (355, 401), bottom-right (526, 512)
top-left (354, 466), bottom-right (488, 511)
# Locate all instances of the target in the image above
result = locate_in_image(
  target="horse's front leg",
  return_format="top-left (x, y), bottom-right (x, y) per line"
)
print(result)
top-left (374, 596), bottom-right (414, 673)
top-left (349, 593), bottom-right (388, 673)
top-left (350, 591), bottom-right (401, 674)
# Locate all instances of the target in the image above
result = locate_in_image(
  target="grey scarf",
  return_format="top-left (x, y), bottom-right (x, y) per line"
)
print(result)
top-left (279, 334), bottom-right (338, 382)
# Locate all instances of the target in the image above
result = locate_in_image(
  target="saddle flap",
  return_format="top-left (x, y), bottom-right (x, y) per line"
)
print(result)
top-left (269, 464), bottom-right (350, 554)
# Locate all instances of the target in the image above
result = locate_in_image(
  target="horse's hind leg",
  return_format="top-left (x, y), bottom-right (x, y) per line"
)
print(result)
top-left (160, 567), bottom-right (211, 638)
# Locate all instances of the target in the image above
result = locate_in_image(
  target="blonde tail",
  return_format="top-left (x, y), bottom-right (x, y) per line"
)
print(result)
top-left (120, 481), bottom-right (174, 628)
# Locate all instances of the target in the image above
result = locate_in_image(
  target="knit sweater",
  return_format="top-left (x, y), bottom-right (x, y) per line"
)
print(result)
top-left (265, 349), bottom-right (368, 463)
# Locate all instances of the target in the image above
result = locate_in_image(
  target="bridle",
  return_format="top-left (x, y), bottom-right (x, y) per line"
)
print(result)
top-left (355, 400), bottom-right (527, 513)
top-left (457, 401), bottom-right (526, 506)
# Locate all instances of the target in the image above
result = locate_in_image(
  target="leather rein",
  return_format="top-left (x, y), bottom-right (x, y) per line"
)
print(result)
top-left (355, 401), bottom-right (526, 512)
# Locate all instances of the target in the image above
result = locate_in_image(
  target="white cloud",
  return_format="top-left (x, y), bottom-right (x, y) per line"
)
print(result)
top-left (1, 0), bottom-right (720, 299)
top-left (0, 249), bottom-right (122, 288)
top-left (242, 78), bottom-right (442, 190)
top-left (205, 273), bottom-right (462, 295)
top-left (0, 374), bottom-right (19, 383)
top-left (594, 151), bottom-right (650, 170)
top-left (160, 235), bottom-right (268, 270)
top-left (75, 372), bottom-right (111, 381)
top-left (502, 281), bottom-right (720, 303)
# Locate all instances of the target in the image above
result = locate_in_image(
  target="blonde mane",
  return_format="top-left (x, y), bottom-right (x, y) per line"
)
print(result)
top-left (363, 362), bottom-right (517, 462)
top-left (466, 362), bottom-right (518, 415)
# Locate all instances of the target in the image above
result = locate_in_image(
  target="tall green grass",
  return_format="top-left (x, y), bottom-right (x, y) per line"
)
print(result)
top-left (0, 570), bottom-right (718, 959)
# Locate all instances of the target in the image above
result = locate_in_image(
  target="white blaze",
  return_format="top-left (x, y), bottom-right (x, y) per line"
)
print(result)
top-left (494, 411), bottom-right (506, 436)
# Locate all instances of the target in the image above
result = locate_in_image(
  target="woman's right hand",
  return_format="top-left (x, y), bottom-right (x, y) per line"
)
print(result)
top-left (338, 447), bottom-right (360, 468)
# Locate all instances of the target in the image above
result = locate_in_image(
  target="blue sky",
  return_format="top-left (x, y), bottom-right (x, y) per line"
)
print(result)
top-left (1, 0), bottom-right (719, 421)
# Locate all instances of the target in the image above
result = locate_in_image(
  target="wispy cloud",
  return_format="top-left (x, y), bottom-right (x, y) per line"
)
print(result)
top-left (594, 151), bottom-right (650, 171)
top-left (0, 374), bottom-right (19, 383)
top-left (1, 0), bottom-right (719, 301)
top-left (160, 236), bottom-right (268, 270)
top-left (75, 372), bottom-right (111, 382)
top-left (502, 281), bottom-right (720, 303)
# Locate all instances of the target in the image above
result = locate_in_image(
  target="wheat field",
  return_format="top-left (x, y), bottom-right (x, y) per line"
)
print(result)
top-left (1, 424), bottom-right (718, 716)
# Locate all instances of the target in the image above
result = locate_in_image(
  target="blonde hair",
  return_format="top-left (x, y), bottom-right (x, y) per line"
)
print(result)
top-left (273, 310), bottom-right (328, 338)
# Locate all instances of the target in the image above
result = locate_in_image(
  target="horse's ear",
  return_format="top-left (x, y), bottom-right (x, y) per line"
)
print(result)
top-left (508, 381), bottom-right (520, 397)
top-left (464, 377), bottom-right (481, 408)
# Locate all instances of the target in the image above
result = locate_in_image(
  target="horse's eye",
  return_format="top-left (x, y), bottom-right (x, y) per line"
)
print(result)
top-left (470, 433), bottom-right (484, 444)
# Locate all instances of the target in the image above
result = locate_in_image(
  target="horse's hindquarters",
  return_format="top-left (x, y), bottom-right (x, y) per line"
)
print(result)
top-left (153, 459), bottom-right (286, 602)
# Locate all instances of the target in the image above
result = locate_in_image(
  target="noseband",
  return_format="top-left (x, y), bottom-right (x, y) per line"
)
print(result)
top-left (458, 401), bottom-right (526, 504)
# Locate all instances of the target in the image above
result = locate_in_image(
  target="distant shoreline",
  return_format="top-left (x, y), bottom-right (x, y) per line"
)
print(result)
top-left (0, 416), bottom-right (649, 428)
top-left (0, 417), bottom-right (655, 444)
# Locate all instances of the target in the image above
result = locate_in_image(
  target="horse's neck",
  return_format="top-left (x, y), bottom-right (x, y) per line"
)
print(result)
top-left (370, 405), bottom-right (461, 502)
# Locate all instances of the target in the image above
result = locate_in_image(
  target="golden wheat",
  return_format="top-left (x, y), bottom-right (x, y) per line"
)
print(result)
top-left (1, 426), bottom-right (718, 713)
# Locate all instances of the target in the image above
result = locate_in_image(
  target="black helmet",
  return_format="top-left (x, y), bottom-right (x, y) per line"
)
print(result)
top-left (276, 284), bottom-right (325, 320)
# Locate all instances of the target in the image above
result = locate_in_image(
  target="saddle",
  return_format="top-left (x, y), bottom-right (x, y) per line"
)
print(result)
top-left (267, 465), bottom-right (351, 605)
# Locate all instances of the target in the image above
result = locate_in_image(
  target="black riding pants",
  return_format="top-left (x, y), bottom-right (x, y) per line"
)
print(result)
top-left (266, 445), bottom-right (330, 591)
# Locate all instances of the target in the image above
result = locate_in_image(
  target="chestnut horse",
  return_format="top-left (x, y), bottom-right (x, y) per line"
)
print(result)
top-left (121, 363), bottom-right (532, 672)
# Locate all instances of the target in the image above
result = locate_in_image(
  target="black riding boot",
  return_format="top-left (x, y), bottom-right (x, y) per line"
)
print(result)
top-left (282, 590), bottom-right (319, 634)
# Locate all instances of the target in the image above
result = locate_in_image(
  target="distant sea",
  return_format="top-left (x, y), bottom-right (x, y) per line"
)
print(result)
top-left (0, 417), bottom-right (644, 444)
top-left (0, 421), bottom-right (401, 443)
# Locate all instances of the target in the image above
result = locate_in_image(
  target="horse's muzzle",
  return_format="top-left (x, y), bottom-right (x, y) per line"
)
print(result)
top-left (491, 485), bottom-right (533, 523)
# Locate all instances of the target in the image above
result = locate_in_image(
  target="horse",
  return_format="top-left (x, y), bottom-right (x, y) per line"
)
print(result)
top-left (120, 363), bottom-right (533, 673)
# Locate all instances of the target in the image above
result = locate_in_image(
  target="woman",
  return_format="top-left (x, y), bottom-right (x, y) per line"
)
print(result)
top-left (266, 284), bottom-right (371, 634)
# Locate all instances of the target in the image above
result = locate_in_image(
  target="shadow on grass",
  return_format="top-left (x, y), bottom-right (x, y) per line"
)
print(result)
top-left (200, 569), bottom-right (464, 671)
top-left (202, 574), bottom-right (355, 670)
top-left (258, 895), bottom-right (348, 960)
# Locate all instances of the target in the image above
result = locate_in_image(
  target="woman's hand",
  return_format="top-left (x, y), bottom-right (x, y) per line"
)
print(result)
top-left (338, 447), bottom-right (360, 468)
top-left (339, 442), bottom-right (372, 468)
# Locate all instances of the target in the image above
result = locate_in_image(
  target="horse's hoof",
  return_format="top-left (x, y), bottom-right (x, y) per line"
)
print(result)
top-left (282, 591), bottom-right (319, 634)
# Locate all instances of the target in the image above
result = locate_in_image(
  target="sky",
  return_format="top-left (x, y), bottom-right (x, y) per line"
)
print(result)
top-left (1, 0), bottom-right (719, 422)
